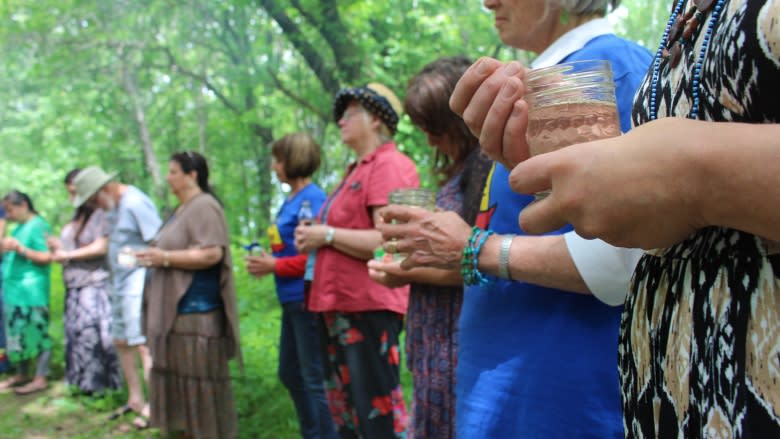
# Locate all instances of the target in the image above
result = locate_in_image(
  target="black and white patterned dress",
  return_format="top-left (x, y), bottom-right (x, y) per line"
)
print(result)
top-left (622, 0), bottom-right (780, 437)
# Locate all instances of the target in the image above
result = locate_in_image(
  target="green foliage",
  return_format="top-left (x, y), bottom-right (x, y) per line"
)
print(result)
top-left (0, 3), bottom-right (667, 432)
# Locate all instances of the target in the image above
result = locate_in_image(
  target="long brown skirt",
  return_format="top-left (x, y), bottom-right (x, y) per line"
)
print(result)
top-left (149, 310), bottom-right (237, 439)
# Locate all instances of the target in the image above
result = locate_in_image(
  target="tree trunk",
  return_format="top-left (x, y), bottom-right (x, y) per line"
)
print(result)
top-left (121, 61), bottom-right (166, 202)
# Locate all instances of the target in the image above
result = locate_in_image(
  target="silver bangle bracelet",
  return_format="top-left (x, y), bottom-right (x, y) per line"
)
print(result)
top-left (498, 234), bottom-right (516, 280)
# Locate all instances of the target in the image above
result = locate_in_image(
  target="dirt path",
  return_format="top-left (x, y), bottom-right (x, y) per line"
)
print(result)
top-left (0, 381), bottom-right (158, 439)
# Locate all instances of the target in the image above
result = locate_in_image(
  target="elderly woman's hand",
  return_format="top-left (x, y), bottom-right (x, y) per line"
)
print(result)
top-left (377, 206), bottom-right (471, 270)
top-left (510, 118), bottom-right (707, 249)
top-left (367, 259), bottom-right (411, 288)
top-left (294, 224), bottom-right (328, 253)
top-left (450, 57), bottom-right (530, 169)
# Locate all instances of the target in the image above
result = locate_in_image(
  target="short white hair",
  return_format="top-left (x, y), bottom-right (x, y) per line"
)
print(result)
top-left (554, 0), bottom-right (619, 15)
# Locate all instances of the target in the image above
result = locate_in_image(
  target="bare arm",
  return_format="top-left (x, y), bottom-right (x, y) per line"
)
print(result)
top-left (295, 207), bottom-right (385, 261)
top-left (378, 206), bottom-right (590, 293)
top-left (57, 236), bottom-right (108, 262)
top-left (477, 234), bottom-right (589, 294)
top-left (136, 246), bottom-right (224, 270)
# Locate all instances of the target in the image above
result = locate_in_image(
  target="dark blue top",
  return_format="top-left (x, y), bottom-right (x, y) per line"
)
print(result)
top-left (456, 34), bottom-right (651, 438)
top-left (177, 264), bottom-right (223, 314)
top-left (562, 34), bottom-right (653, 133)
top-left (269, 183), bottom-right (326, 304)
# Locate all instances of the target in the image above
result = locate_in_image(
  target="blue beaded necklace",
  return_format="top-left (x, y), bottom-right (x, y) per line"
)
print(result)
top-left (649, 0), bottom-right (727, 120)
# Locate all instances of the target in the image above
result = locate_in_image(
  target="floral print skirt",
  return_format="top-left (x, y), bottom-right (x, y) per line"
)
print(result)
top-left (319, 311), bottom-right (408, 439)
top-left (3, 305), bottom-right (51, 364)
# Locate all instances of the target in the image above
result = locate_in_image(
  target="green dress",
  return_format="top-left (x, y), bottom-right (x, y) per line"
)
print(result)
top-left (1, 215), bottom-right (52, 363)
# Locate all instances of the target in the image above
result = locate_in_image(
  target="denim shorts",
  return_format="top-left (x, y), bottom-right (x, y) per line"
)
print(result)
top-left (110, 269), bottom-right (146, 346)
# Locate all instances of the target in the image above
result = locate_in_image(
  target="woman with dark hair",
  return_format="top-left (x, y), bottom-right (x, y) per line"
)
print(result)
top-left (48, 169), bottom-right (122, 394)
top-left (367, 56), bottom-right (491, 439)
top-left (135, 151), bottom-right (241, 439)
top-left (0, 190), bottom-right (53, 395)
top-left (246, 132), bottom-right (336, 439)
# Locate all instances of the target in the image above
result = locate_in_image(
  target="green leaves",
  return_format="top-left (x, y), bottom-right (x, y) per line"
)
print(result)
top-left (0, 0), bottom-right (668, 240)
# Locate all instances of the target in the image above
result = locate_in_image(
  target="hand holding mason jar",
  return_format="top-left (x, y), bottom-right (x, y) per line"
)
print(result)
top-left (449, 57), bottom-right (619, 176)
top-left (524, 60), bottom-right (620, 199)
top-left (379, 188), bottom-right (436, 261)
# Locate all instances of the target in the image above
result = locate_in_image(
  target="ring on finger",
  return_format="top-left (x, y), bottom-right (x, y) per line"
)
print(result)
top-left (387, 240), bottom-right (397, 254)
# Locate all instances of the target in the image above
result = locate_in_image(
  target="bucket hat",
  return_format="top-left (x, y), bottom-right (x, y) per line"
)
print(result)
top-left (333, 83), bottom-right (403, 135)
top-left (72, 166), bottom-right (117, 207)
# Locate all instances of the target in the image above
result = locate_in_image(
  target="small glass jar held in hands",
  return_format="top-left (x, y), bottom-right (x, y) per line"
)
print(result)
top-left (525, 60), bottom-right (620, 199)
top-left (384, 188), bottom-right (436, 260)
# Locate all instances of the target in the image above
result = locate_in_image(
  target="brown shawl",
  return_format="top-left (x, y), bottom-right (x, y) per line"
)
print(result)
top-left (143, 193), bottom-right (242, 369)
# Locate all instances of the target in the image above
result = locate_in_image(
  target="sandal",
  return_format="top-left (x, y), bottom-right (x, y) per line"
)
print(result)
top-left (107, 404), bottom-right (134, 420)
top-left (132, 415), bottom-right (151, 430)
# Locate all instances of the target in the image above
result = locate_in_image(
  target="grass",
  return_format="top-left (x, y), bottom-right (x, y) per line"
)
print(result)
top-left (0, 249), bottom-right (413, 438)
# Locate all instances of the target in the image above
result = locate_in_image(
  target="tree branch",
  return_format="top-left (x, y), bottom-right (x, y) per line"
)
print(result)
top-left (257, 0), bottom-right (340, 94)
top-left (151, 46), bottom-right (242, 114)
top-left (267, 68), bottom-right (329, 120)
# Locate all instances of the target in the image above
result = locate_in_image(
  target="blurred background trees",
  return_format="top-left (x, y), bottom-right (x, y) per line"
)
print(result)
top-left (0, 0), bottom-right (666, 240)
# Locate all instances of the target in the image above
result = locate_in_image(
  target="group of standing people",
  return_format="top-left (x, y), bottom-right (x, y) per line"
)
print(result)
top-left (0, 153), bottom-right (241, 439)
top-left (0, 0), bottom-right (777, 437)
top-left (254, 0), bottom-right (780, 439)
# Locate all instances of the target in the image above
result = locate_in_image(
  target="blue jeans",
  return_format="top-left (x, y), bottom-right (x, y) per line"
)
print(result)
top-left (279, 301), bottom-right (337, 439)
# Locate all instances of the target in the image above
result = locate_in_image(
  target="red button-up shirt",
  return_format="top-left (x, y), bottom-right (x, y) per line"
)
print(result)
top-left (309, 142), bottom-right (419, 314)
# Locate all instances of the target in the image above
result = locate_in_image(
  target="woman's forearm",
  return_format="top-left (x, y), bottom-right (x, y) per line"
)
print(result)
top-left (167, 246), bottom-right (224, 270)
top-left (19, 246), bottom-right (52, 265)
top-left (330, 227), bottom-right (383, 260)
top-left (478, 234), bottom-right (589, 294)
top-left (68, 236), bottom-right (108, 261)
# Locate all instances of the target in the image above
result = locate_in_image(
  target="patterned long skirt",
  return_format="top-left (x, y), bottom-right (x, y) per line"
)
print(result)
top-left (63, 283), bottom-right (122, 393)
top-left (3, 305), bottom-right (51, 364)
top-left (149, 310), bottom-right (237, 439)
top-left (405, 284), bottom-right (462, 439)
top-left (619, 228), bottom-right (780, 438)
top-left (319, 311), bottom-right (408, 439)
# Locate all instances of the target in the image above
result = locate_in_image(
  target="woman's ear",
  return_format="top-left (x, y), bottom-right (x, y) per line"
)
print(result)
top-left (188, 170), bottom-right (199, 185)
top-left (369, 114), bottom-right (382, 131)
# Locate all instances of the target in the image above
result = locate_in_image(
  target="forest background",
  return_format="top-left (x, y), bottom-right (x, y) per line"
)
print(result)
top-left (0, 0), bottom-right (669, 437)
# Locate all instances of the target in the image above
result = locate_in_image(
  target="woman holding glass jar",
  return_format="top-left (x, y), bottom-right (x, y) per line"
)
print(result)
top-left (456, 0), bottom-right (780, 436)
top-left (367, 56), bottom-right (491, 439)
top-left (377, 1), bottom-right (651, 437)
top-left (135, 151), bottom-right (241, 439)
top-left (294, 83), bottom-right (419, 438)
